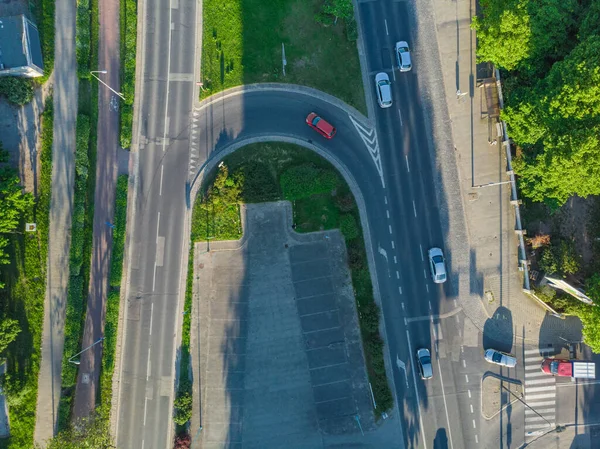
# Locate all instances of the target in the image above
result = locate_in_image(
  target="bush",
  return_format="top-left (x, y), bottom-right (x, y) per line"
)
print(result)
top-left (110, 175), bottom-right (129, 286)
top-left (345, 18), bottom-right (358, 42)
top-left (120, 0), bottom-right (137, 148)
top-left (339, 214), bottom-right (359, 240)
top-left (0, 77), bottom-right (35, 105)
top-left (76, 0), bottom-right (91, 78)
top-left (236, 162), bottom-right (279, 203)
top-left (35, 0), bottom-right (56, 80)
top-left (280, 164), bottom-right (339, 200)
top-left (539, 240), bottom-right (580, 275)
top-left (174, 433), bottom-right (192, 449)
top-left (173, 392), bottom-right (193, 426)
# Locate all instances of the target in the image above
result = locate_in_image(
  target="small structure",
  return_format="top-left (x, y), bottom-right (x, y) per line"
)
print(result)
top-left (0, 14), bottom-right (44, 78)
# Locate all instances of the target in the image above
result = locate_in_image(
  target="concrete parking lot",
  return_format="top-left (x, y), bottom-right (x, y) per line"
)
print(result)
top-left (191, 201), bottom-right (385, 449)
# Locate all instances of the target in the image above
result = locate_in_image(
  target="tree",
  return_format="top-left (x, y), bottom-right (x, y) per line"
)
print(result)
top-left (472, 0), bottom-right (532, 70)
top-left (0, 318), bottom-right (20, 355)
top-left (173, 392), bottom-right (193, 426)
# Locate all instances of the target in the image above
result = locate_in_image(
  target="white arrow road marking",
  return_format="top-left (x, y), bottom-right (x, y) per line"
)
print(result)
top-left (348, 115), bottom-right (385, 188)
top-left (396, 354), bottom-right (409, 388)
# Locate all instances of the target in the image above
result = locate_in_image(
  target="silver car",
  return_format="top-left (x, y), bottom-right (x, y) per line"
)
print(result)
top-left (375, 72), bottom-right (392, 108)
top-left (428, 247), bottom-right (447, 284)
top-left (417, 348), bottom-right (433, 380)
top-left (395, 41), bottom-right (412, 72)
top-left (484, 349), bottom-right (517, 368)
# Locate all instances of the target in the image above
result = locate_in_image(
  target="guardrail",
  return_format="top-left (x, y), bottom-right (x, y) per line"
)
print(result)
top-left (494, 68), bottom-right (531, 293)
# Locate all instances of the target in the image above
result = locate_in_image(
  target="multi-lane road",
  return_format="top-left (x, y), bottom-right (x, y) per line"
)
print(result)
top-left (113, 0), bottom-right (599, 447)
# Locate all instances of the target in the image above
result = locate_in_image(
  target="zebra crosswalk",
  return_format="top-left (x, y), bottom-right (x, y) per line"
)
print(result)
top-left (523, 348), bottom-right (556, 436)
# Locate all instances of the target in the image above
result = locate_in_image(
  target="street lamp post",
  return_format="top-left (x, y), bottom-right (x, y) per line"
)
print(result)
top-left (68, 337), bottom-right (105, 365)
top-left (90, 70), bottom-right (125, 100)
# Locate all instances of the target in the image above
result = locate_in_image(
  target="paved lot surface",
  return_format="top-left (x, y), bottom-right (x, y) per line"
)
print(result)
top-left (192, 202), bottom-right (390, 449)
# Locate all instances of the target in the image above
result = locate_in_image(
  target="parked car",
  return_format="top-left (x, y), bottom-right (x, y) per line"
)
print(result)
top-left (395, 41), bottom-right (412, 72)
top-left (541, 358), bottom-right (595, 378)
top-left (428, 247), bottom-right (447, 284)
top-left (375, 72), bottom-right (392, 108)
top-left (305, 112), bottom-right (336, 139)
top-left (417, 348), bottom-right (433, 380)
top-left (484, 349), bottom-right (517, 368)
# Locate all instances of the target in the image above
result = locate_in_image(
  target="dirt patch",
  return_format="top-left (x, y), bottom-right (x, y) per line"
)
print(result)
top-left (482, 374), bottom-right (523, 419)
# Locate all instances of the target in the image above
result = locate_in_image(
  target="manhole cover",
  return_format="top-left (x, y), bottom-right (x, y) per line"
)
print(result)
top-left (82, 373), bottom-right (90, 384)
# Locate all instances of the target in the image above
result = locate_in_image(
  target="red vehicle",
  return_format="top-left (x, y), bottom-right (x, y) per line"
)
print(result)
top-left (541, 358), bottom-right (595, 378)
top-left (306, 112), bottom-right (336, 139)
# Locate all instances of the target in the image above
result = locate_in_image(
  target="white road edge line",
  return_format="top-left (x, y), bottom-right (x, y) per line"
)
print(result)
top-left (419, 244), bottom-right (424, 261)
top-left (399, 109), bottom-right (403, 127)
top-left (406, 329), bottom-right (429, 449)
top-left (435, 346), bottom-right (456, 449)
top-left (149, 302), bottom-right (154, 336)
top-left (384, 19), bottom-right (389, 35)
top-left (405, 154), bottom-right (410, 172)
top-left (413, 200), bottom-right (417, 217)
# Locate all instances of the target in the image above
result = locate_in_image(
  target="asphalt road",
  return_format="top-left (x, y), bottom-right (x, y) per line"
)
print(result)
top-left (114, 0), bottom-right (197, 445)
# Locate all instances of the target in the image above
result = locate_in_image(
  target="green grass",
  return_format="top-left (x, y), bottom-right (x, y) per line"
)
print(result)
top-left (120, 0), bottom-right (137, 148)
top-left (189, 142), bottom-right (393, 418)
top-left (0, 97), bottom-right (53, 449)
top-left (110, 176), bottom-right (129, 286)
top-left (32, 0), bottom-right (55, 82)
top-left (201, 0), bottom-right (366, 113)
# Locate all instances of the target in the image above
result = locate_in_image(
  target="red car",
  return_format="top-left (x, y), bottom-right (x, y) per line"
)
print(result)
top-left (306, 112), bottom-right (336, 139)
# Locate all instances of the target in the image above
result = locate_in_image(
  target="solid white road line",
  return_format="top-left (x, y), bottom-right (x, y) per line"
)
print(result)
top-left (436, 350), bottom-right (455, 449)
top-left (413, 200), bottom-right (417, 217)
top-left (420, 244), bottom-right (424, 261)
top-left (526, 378), bottom-right (556, 386)
top-left (384, 19), bottom-right (389, 35)
top-left (525, 364), bottom-right (542, 370)
top-left (525, 415), bottom-right (551, 422)
top-left (406, 329), bottom-right (429, 449)
top-left (149, 302), bottom-right (154, 336)
top-left (405, 154), bottom-right (410, 172)
top-left (525, 407), bottom-right (555, 415)
top-left (526, 400), bottom-right (555, 407)
top-left (526, 422), bottom-right (555, 430)
top-left (526, 385), bottom-right (556, 393)
top-left (525, 371), bottom-right (548, 378)
top-left (159, 164), bottom-right (164, 196)
top-left (525, 392), bottom-right (556, 401)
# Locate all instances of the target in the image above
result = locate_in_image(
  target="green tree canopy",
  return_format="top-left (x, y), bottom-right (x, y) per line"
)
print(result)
top-left (0, 318), bottom-right (20, 355)
top-left (472, 0), bottom-right (532, 70)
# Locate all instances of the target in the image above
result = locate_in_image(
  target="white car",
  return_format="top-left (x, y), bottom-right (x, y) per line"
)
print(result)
top-left (395, 41), bottom-right (412, 72)
top-left (416, 348), bottom-right (433, 380)
top-left (484, 349), bottom-right (517, 368)
top-left (428, 247), bottom-right (447, 284)
top-left (375, 72), bottom-right (392, 108)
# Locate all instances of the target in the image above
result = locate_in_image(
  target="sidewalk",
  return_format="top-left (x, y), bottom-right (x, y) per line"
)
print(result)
top-left (410, 0), bottom-right (582, 346)
top-left (72, 0), bottom-right (120, 420)
top-left (34, 0), bottom-right (78, 443)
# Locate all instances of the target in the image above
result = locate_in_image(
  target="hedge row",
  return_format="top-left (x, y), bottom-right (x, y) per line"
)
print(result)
top-left (120, 0), bottom-right (137, 148)
top-left (76, 0), bottom-right (92, 79)
top-left (57, 113), bottom-right (92, 430)
top-left (0, 78), bottom-right (35, 105)
top-left (109, 176), bottom-right (128, 286)
top-left (35, 0), bottom-right (55, 81)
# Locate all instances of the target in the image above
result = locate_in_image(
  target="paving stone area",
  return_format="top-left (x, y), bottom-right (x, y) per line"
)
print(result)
top-left (192, 202), bottom-right (377, 449)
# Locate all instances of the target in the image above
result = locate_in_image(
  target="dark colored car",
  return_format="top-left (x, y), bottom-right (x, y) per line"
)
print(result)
top-left (306, 112), bottom-right (336, 139)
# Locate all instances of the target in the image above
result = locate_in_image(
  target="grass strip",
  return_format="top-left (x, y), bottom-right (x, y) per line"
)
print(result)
top-left (0, 97), bottom-right (53, 449)
top-left (201, 0), bottom-right (366, 113)
top-left (120, 0), bottom-right (137, 148)
top-left (187, 143), bottom-right (393, 423)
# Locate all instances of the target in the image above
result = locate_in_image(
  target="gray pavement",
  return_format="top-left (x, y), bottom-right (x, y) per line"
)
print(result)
top-left (191, 201), bottom-right (398, 448)
top-left (34, 0), bottom-right (78, 442)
